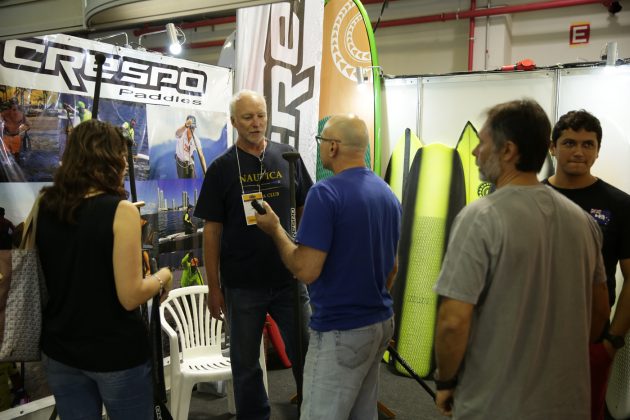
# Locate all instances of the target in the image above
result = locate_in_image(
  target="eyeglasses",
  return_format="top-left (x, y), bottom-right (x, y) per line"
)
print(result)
top-left (315, 135), bottom-right (342, 145)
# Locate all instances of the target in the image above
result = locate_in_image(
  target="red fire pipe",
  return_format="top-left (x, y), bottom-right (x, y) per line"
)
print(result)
top-left (468, 0), bottom-right (476, 71)
top-left (133, 0), bottom-right (396, 37)
top-left (376, 0), bottom-right (606, 29)
top-left (138, 0), bottom-right (607, 51)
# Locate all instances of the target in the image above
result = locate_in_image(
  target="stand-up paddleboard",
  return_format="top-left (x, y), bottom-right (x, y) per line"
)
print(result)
top-left (384, 128), bottom-right (423, 202)
top-left (318, 0), bottom-right (381, 181)
top-left (391, 143), bottom-right (466, 378)
top-left (455, 122), bottom-right (493, 203)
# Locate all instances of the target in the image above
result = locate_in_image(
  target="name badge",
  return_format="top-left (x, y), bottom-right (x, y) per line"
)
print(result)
top-left (242, 192), bottom-right (263, 226)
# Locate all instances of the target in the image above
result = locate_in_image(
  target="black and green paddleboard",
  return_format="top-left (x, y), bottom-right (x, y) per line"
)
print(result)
top-left (391, 143), bottom-right (466, 378)
top-left (384, 128), bottom-right (423, 202)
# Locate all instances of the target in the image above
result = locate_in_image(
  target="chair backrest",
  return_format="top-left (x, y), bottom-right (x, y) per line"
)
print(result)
top-left (160, 285), bottom-right (224, 359)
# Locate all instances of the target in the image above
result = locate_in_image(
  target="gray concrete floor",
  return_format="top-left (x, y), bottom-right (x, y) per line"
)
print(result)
top-left (189, 362), bottom-right (442, 420)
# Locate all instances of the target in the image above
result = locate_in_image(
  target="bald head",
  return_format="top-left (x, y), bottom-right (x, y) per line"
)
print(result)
top-left (230, 89), bottom-right (267, 117)
top-left (322, 114), bottom-right (369, 152)
top-left (320, 114), bottom-right (369, 174)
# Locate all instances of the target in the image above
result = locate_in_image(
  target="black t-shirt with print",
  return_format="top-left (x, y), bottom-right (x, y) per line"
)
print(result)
top-left (195, 141), bottom-right (313, 288)
top-left (544, 178), bottom-right (630, 305)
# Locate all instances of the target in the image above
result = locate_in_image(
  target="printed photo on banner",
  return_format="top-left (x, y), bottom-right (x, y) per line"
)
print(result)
top-left (153, 178), bottom-right (205, 288)
top-left (0, 85), bottom-right (63, 183)
top-left (146, 105), bottom-right (228, 180)
top-left (59, 94), bottom-right (149, 180)
top-left (116, 178), bottom-right (207, 289)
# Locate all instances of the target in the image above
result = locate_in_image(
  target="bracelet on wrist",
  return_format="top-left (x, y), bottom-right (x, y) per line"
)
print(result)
top-left (153, 273), bottom-right (164, 295)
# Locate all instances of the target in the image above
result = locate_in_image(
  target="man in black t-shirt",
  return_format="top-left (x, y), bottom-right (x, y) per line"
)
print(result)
top-left (194, 89), bottom-right (312, 419)
top-left (544, 110), bottom-right (630, 420)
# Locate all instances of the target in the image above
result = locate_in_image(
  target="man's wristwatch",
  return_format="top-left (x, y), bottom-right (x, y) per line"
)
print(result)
top-left (603, 330), bottom-right (625, 349)
top-left (434, 371), bottom-right (458, 391)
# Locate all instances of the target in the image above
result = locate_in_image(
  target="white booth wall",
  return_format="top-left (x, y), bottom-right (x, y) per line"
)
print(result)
top-left (381, 65), bottom-right (630, 299)
top-left (420, 71), bottom-right (556, 146)
top-left (557, 67), bottom-right (630, 194)
top-left (381, 66), bottom-right (630, 196)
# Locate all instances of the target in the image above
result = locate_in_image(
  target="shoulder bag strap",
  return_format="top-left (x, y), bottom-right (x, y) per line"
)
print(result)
top-left (19, 193), bottom-right (43, 250)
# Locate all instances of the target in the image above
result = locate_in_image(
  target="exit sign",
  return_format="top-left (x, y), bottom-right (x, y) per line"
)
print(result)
top-left (570, 23), bottom-right (590, 45)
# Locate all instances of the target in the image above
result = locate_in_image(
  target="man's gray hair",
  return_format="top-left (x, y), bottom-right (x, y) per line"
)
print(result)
top-left (229, 90), bottom-right (267, 117)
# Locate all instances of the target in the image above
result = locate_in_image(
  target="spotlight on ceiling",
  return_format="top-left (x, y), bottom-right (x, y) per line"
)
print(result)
top-left (138, 22), bottom-right (185, 55)
top-left (166, 23), bottom-right (182, 55)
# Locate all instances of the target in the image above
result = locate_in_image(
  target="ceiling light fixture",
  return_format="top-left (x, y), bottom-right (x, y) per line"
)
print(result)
top-left (138, 23), bottom-right (185, 55)
top-left (166, 23), bottom-right (182, 55)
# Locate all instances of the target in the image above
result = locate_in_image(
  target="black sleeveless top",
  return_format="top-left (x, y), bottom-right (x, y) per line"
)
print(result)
top-left (37, 194), bottom-right (149, 371)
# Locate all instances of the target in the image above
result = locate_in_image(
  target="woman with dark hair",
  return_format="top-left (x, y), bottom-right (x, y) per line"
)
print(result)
top-left (36, 119), bottom-right (172, 418)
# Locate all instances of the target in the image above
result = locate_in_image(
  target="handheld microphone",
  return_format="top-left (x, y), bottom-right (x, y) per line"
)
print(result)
top-left (251, 200), bottom-right (266, 215)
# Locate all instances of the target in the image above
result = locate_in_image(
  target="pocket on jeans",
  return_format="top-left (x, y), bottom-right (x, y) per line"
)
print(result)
top-left (335, 328), bottom-right (374, 369)
top-left (381, 318), bottom-right (395, 348)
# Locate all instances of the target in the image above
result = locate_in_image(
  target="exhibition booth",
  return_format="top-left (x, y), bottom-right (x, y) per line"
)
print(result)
top-left (1, 0), bottom-right (629, 419)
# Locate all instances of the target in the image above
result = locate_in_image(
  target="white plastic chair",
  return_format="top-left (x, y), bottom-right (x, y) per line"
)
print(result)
top-left (160, 285), bottom-right (268, 420)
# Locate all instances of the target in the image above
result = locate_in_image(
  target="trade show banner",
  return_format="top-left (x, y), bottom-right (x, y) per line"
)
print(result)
top-left (236, 0), bottom-right (323, 177)
top-left (0, 34), bottom-right (232, 294)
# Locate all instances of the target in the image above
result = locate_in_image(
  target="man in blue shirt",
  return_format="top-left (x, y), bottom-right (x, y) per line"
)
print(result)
top-left (256, 114), bottom-right (401, 420)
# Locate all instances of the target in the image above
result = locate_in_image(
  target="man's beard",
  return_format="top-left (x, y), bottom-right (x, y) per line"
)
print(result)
top-left (479, 152), bottom-right (501, 185)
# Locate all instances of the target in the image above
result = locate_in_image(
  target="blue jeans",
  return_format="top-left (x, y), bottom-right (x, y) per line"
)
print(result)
top-left (301, 316), bottom-right (394, 420)
top-left (43, 354), bottom-right (152, 420)
top-left (224, 283), bottom-right (310, 420)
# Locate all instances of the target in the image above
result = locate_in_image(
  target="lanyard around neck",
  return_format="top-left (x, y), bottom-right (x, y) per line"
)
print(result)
top-left (235, 141), bottom-right (267, 195)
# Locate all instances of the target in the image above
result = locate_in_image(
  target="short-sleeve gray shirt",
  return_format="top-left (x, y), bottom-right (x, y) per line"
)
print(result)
top-left (435, 184), bottom-right (605, 419)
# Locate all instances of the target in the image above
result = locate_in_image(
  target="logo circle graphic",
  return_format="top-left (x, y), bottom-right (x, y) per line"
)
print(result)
top-left (330, 1), bottom-right (372, 82)
top-left (477, 182), bottom-right (493, 197)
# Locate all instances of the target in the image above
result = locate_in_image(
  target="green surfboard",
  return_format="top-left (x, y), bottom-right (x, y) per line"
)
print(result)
top-left (384, 128), bottom-right (423, 202)
top-left (455, 122), bottom-right (493, 203)
top-left (391, 143), bottom-right (466, 378)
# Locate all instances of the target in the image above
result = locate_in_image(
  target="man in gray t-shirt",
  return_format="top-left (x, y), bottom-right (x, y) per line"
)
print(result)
top-left (433, 99), bottom-right (609, 419)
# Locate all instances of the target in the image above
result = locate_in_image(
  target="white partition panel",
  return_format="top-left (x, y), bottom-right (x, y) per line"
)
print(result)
top-left (420, 71), bottom-right (556, 147)
top-left (562, 66), bottom-right (630, 420)
top-left (557, 66), bottom-right (630, 195)
top-left (381, 77), bottom-right (420, 176)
